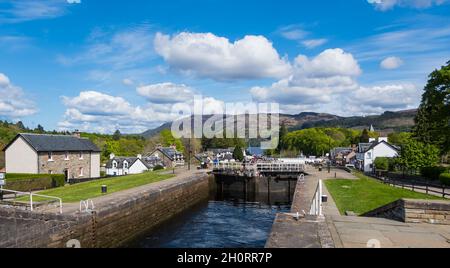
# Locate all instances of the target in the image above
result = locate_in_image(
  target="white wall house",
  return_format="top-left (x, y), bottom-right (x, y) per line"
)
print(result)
top-left (106, 154), bottom-right (150, 176)
top-left (3, 133), bottom-right (101, 179)
top-left (357, 138), bottom-right (399, 173)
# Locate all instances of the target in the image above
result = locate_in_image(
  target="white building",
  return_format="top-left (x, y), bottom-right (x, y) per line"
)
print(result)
top-left (356, 137), bottom-right (399, 173)
top-left (105, 154), bottom-right (151, 176)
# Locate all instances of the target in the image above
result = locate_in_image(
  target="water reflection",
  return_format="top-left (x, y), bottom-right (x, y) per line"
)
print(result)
top-left (129, 176), bottom-right (296, 248)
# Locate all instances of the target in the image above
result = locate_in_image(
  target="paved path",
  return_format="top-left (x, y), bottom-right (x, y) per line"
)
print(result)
top-left (322, 176), bottom-right (450, 248)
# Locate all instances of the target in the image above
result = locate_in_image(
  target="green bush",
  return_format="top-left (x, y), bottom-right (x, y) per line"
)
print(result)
top-left (100, 171), bottom-right (107, 177)
top-left (153, 165), bottom-right (165, 171)
top-left (4, 173), bottom-right (65, 192)
top-left (420, 166), bottom-right (448, 181)
top-left (439, 173), bottom-right (450, 186)
top-left (374, 157), bottom-right (389, 171)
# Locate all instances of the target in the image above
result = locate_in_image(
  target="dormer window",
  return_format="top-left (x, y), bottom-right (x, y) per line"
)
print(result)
top-left (124, 161), bottom-right (129, 169)
top-left (65, 151), bottom-right (69, 160)
top-left (48, 152), bottom-right (53, 161)
top-left (113, 161), bottom-right (117, 168)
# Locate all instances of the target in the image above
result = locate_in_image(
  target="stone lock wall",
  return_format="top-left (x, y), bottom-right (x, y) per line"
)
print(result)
top-left (363, 199), bottom-right (450, 225)
top-left (0, 174), bottom-right (210, 248)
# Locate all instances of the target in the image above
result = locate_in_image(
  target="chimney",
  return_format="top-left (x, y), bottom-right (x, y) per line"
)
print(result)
top-left (170, 144), bottom-right (177, 150)
top-left (110, 153), bottom-right (115, 160)
top-left (369, 138), bottom-right (376, 143)
top-left (137, 154), bottom-right (142, 159)
top-left (378, 137), bottom-right (388, 143)
top-left (73, 130), bottom-right (81, 138)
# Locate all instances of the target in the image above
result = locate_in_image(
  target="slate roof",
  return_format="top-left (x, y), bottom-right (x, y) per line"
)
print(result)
top-left (148, 147), bottom-right (184, 161)
top-left (3, 133), bottom-right (101, 152)
top-left (106, 157), bottom-right (142, 169)
top-left (365, 140), bottom-right (400, 153)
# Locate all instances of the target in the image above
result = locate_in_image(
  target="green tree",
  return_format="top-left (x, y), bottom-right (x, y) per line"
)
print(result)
top-left (233, 145), bottom-right (244, 161)
top-left (388, 132), bottom-right (412, 147)
top-left (360, 129), bottom-right (370, 143)
top-left (35, 124), bottom-right (45, 133)
top-left (160, 129), bottom-right (185, 152)
top-left (398, 139), bottom-right (440, 171)
top-left (112, 130), bottom-right (121, 141)
top-left (277, 123), bottom-right (288, 153)
top-left (374, 157), bottom-right (389, 171)
top-left (414, 61), bottom-right (450, 156)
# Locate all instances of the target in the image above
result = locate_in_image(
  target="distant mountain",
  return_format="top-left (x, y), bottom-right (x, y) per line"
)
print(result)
top-left (140, 109), bottom-right (418, 138)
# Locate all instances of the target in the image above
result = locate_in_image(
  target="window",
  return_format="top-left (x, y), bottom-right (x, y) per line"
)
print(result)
top-left (79, 152), bottom-right (83, 160)
top-left (65, 151), bottom-right (69, 160)
top-left (112, 161), bottom-right (117, 168)
top-left (79, 167), bottom-right (84, 177)
top-left (48, 170), bottom-right (53, 175)
top-left (124, 161), bottom-right (129, 169)
top-left (48, 152), bottom-right (53, 161)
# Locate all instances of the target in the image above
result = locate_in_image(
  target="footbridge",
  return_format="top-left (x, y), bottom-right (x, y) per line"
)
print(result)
top-left (212, 161), bottom-right (307, 179)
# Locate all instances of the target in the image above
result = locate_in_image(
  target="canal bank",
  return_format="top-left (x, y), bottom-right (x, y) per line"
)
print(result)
top-left (0, 171), bottom-right (210, 248)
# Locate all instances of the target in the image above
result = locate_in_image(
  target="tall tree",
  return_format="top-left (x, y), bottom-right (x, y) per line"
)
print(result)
top-left (360, 129), bottom-right (370, 143)
top-left (277, 123), bottom-right (288, 153)
top-left (398, 139), bottom-right (440, 171)
top-left (233, 144), bottom-right (245, 162)
top-left (112, 130), bottom-right (121, 141)
top-left (35, 124), bottom-right (45, 133)
top-left (414, 61), bottom-right (450, 156)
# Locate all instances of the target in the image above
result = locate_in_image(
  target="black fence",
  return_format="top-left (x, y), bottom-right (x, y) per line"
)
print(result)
top-left (368, 173), bottom-right (449, 199)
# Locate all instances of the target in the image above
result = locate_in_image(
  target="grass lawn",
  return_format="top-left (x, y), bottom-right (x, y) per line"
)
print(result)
top-left (17, 171), bottom-right (175, 203)
top-left (324, 172), bottom-right (443, 215)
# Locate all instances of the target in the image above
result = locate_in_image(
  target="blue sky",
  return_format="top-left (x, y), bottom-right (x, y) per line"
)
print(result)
top-left (0, 0), bottom-right (449, 133)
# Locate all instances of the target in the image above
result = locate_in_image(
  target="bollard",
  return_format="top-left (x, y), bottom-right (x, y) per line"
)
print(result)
top-left (101, 185), bottom-right (107, 194)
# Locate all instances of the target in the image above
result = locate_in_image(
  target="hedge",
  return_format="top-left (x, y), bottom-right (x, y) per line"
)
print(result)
top-left (4, 174), bottom-right (65, 192)
top-left (420, 166), bottom-right (448, 181)
top-left (440, 173), bottom-right (450, 186)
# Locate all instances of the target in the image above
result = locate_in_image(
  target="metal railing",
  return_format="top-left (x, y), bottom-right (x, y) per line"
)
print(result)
top-left (79, 199), bottom-right (95, 213)
top-left (368, 173), bottom-right (449, 199)
top-left (310, 180), bottom-right (323, 216)
top-left (0, 188), bottom-right (63, 214)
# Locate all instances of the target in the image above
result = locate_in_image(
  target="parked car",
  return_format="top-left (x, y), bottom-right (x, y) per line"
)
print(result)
top-left (345, 164), bottom-right (356, 169)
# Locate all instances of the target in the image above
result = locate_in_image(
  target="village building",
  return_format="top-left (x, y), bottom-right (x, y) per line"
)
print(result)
top-left (105, 154), bottom-right (152, 176)
top-left (145, 145), bottom-right (185, 168)
top-left (3, 133), bottom-right (101, 180)
top-left (356, 137), bottom-right (399, 173)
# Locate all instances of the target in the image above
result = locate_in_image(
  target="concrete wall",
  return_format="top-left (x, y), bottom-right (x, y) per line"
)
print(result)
top-left (0, 173), bottom-right (210, 248)
top-left (5, 136), bottom-right (38, 174)
top-left (364, 199), bottom-right (450, 225)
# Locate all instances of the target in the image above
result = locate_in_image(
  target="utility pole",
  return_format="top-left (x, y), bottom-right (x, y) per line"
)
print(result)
top-left (188, 138), bottom-right (191, 171)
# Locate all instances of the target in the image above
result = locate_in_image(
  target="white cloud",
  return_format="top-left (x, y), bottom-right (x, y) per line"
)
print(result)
top-left (302, 39), bottom-right (328, 49)
top-left (154, 32), bottom-right (292, 81)
top-left (368, 0), bottom-right (448, 11)
top-left (251, 49), bottom-right (361, 106)
top-left (380, 56), bottom-right (404, 69)
top-left (278, 25), bottom-right (309, 40)
top-left (344, 83), bottom-right (420, 114)
top-left (137, 83), bottom-right (196, 104)
top-left (58, 25), bottom-right (154, 71)
top-left (58, 89), bottom-right (226, 133)
top-left (0, 0), bottom-right (79, 23)
top-left (0, 73), bottom-right (37, 118)
top-left (250, 48), bottom-right (419, 115)
top-left (122, 78), bottom-right (134, 86)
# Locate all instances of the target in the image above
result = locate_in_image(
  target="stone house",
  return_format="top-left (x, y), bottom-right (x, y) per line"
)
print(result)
top-left (145, 145), bottom-right (185, 168)
top-left (3, 133), bottom-right (101, 180)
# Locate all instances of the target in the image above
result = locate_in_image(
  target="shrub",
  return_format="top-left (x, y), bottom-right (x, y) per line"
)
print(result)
top-left (439, 173), bottom-right (450, 186)
top-left (374, 157), bottom-right (389, 171)
top-left (153, 165), bottom-right (165, 171)
top-left (420, 166), bottom-right (448, 181)
top-left (5, 173), bottom-right (65, 192)
top-left (100, 171), bottom-right (107, 177)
